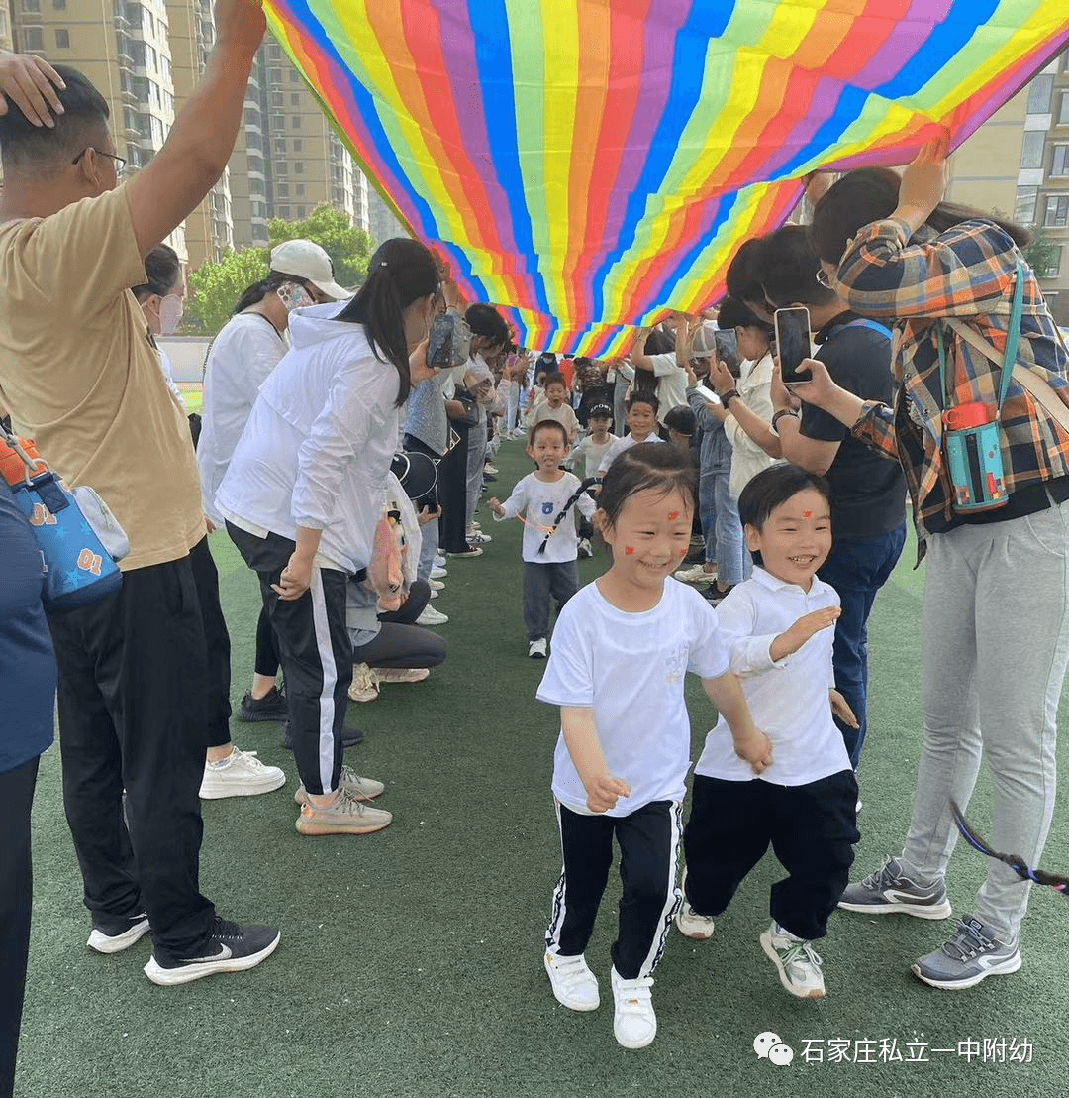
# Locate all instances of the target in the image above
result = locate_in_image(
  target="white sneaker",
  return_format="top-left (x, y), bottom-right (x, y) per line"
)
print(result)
top-left (466, 532), bottom-right (492, 545)
top-left (430, 589), bottom-right (438, 600)
top-left (375, 667), bottom-right (431, 685)
top-left (430, 566), bottom-right (448, 580)
top-left (674, 563), bottom-right (716, 584)
top-left (577, 537), bottom-right (593, 558)
top-left (294, 765), bottom-right (384, 805)
top-left (675, 872), bottom-right (715, 940)
top-left (544, 951), bottom-right (599, 1011)
top-left (760, 921), bottom-right (826, 999)
top-left (417, 605), bottom-right (449, 626)
top-left (428, 578), bottom-right (445, 591)
top-left (529, 638), bottom-right (548, 659)
top-left (347, 662), bottom-right (379, 703)
top-left (199, 748), bottom-right (286, 800)
top-left (434, 555), bottom-right (446, 568)
top-left (610, 966), bottom-right (656, 1048)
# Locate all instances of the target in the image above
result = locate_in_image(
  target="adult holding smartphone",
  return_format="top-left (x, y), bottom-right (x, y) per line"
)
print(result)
top-left (803, 141), bottom-right (1069, 990)
top-left (0, 5), bottom-right (280, 987)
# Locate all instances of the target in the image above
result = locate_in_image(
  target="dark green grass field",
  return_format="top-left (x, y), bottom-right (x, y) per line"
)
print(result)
top-left (16, 437), bottom-right (1069, 1097)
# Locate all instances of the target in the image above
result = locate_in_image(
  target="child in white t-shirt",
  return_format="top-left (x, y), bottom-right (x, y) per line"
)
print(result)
top-left (677, 463), bottom-right (860, 1000)
top-left (597, 392), bottom-right (664, 476)
top-left (487, 420), bottom-right (597, 659)
top-left (535, 442), bottom-right (769, 1049)
top-left (568, 404), bottom-right (618, 480)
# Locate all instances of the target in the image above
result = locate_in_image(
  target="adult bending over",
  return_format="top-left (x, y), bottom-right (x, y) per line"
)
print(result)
top-left (804, 143), bottom-right (1069, 989)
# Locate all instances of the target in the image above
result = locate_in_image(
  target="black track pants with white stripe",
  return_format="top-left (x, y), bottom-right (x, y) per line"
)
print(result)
top-left (546, 800), bottom-right (682, 980)
top-left (227, 523), bottom-right (352, 796)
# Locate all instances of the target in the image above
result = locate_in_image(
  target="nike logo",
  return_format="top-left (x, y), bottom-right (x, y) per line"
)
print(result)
top-left (885, 889), bottom-right (935, 904)
top-left (179, 944), bottom-right (232, 964)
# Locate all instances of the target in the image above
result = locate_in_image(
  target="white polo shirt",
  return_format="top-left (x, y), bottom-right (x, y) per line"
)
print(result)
top-left (597, 431), bottom-right (664, 476)
top-left (695, 568), bottom-right (851, 787)
top-left (537, 578), bottom-right (730, 816)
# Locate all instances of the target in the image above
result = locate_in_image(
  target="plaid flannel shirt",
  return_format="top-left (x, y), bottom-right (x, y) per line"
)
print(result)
top-left (835, 217), bottom-right (1069, 543)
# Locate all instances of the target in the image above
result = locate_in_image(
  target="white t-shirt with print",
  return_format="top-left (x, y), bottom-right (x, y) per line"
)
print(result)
top-left (537, 578), bottom-right (730, 817)
top-left (695, 568), bottom-right (851, 787)
top-left (493, 471), bottom-right (597, 563)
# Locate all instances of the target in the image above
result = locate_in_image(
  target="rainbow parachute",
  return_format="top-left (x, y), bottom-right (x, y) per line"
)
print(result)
top-left (264, 1), bottom-right (1069, 355)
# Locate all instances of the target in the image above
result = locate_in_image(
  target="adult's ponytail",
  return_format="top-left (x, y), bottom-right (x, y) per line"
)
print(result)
top-left (338, 238), bottom-right (438, 407)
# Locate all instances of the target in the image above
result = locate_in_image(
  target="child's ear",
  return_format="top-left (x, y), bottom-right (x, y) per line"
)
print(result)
top-left (525, 443), bottom-right (536, 461)
top-left (744, 523), bottom-right (761, 552)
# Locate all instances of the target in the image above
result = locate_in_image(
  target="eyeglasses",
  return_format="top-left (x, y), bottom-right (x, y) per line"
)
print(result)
top-left (72, 148), bottom-right (127, 179)
top-left (816, 268), bottom-right (833, 289)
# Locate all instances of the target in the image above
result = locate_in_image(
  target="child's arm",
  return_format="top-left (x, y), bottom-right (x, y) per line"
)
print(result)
top-left (487, 479), bottom-right (529, 521)
top-left (701, 672), bottom-right (772, 775)
top-left (575, 486), bottom-right (598, 522)
top-left (768, 607), bottom-right (841, 663)
top-left (560, 706), bottom-right (631, 813)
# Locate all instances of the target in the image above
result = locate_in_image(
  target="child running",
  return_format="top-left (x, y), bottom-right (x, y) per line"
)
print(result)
top-left (534, 443), bottom-right (770, 1049)
top-left (677, 464), bottom-right (860, 999)
top-left (568, 404), bottom-right (618, 480)
top-left (488, 420), bottom-right (596, 658)
top-left (597, 392), bottom-right (663, 476)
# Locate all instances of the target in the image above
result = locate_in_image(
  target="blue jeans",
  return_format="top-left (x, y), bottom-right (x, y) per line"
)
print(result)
top-left (817, 522), bottom-right (907, 769)
top-left (700, 470), bottom-right (744, 586)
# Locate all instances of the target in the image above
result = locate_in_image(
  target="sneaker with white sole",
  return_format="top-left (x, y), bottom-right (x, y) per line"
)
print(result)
top-left (296, 786), bottom-right (393, 836)
top-left (87, 913), bottom-right (151, 954)
top-left (446, 545), bottom-right (482, 559)
top-left (294, 765), bottom-right (385, 805)
top-left (838, 856), bottom-right (951, 919)
top-left (430, 566), bottom-right (448, 580)
top-left (199, 747), bottom-right (286, 800)
top-left (375, 667), bottom-right (431, 685)
top-left (675, 872), bottom-right (716, 940)
top-left (911, 917), bottom-right (1021, 990)
top-left (434, 555), bottom-right (447, 568)
top-left (144, 917), bottom-right (280, 986)
top-left (674, 563), bottom-right (717, 584)
top-left (760, 921), bottom-right (826, 999)
top-left (428, 578), bottom-right (445, 591)
top-left (577, 537), bottom-right (593, 558)
top-left (544, 951), bottom-right (599, 1011)
top-left (467, 532), bottom-right (492, 545)
top-left (610, 966), bottom-right (656, 1048)
top-left (417, 605), bottom-right (449, 626)
top-left (529, 637), bottom-right (548, 659)
top-left (347, 662), bottom-right (380, 703)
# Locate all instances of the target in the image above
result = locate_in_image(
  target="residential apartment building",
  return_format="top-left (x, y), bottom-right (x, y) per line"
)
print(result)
top-left (1, 3), bottom-right (14, 51)
top-left (946, 48), bottom-right (1069, 325)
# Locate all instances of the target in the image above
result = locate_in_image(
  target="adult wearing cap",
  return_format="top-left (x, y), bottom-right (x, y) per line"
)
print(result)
top-left (197, 239), bottom-right (345, 742)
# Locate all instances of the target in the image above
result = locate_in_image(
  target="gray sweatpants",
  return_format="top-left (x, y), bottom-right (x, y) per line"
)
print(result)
top-left (899, 499), bottom-right (1069, 944)
top-left (523, 559), bottom-right (579, 641)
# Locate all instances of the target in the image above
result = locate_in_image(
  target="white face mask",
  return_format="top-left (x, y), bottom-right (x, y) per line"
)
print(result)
top-left (277, 281), bottom-right (315, 312)
top-left (158, 293), bottom-right (184, 336)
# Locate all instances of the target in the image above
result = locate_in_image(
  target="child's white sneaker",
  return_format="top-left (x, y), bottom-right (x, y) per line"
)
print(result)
top-left (760, 920), bottom-right (825, 999)
top-left (529, 638), bottom-right (548, 659)
top-left (674, 869), bottom-right (715, 939)
top-left (543, 951), bottom-right (599, 1011)
top-left (610, 966), bottom-right (656, 1048)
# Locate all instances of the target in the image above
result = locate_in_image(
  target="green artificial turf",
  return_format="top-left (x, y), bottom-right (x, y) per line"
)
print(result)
top-left (16, 437), bottom-right (1069, 1098)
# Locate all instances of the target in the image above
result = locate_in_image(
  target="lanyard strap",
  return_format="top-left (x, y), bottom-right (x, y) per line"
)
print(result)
top-left (937, 261), bottom-right (1024, 414)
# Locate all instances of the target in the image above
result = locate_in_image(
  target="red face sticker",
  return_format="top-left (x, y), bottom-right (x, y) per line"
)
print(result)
top-left (803, 510), bottom-right (813, 519)
top-left (678, 548), bottom-right (687, 556)
top-left (668, 511), bottom-right (679, 520)
top-left (624, 546), bottom-right (634, 555)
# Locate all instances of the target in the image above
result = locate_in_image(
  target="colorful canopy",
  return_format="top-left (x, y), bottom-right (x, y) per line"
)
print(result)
top-left (263, 1), bottom-right (1069, 355)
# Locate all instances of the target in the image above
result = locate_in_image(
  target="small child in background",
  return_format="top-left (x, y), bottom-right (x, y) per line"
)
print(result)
top-left (568, 404), bottom-right (618, 480)
top-left (677, 463), bottom-right (859, 1001)
top-left (534, 373), bottom-right (580, 445)
top-left (662, 405), bottom-right (696, 454)
top-left (597, 392), bottom-right (663, 477)
top-left (487, 420), bottom-right (597, 659)
top-left (535, 443), bottom-right (769, 1049)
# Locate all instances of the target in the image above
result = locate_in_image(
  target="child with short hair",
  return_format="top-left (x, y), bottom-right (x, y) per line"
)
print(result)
top-left (535, 443), bottom-right (769, 1048)
top-left (568, 404), bottom-right (618, 480)
top-left (487, 420), bottom-right (597, 659)
top-left (597, 392), bottom-right (663, 476)
top-left (677, 463), bottom-right (860, 1000)
top-left (533, 373), bottom-right (580, 444)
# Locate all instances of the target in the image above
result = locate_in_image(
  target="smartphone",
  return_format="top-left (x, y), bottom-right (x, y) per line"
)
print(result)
top-left (693, 382), bottom-right (722, 405)
top-left (713, 329), bottom-right (739, 378)
top-left (774, 306), bottom-right (812, 384)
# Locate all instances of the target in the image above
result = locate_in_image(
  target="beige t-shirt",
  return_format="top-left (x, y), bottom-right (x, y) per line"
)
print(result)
top-left (0, 186), bottom-right (204, 571)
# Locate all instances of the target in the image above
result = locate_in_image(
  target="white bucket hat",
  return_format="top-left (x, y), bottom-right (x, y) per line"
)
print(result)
top-left (269, 239), bottom-right (350, 301)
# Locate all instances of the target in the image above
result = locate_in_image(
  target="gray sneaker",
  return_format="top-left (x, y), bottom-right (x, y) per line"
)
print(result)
top-left (912, 917), bottom-right (1021, 989)
top-left (838, 856), bottom-right (951, 919)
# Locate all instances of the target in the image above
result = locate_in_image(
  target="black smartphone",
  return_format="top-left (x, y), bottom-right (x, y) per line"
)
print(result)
top-left (713, 329), bottom-right (739, 377)
top-left (774, 306), bottom-right (812, 384)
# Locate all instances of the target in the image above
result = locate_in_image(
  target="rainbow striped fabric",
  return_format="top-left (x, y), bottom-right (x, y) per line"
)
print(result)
top-left (263, 1), bottom-right (1069, 355)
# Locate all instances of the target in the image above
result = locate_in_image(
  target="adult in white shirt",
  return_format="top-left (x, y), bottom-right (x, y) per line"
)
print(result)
top-left (199, 239), bottom-right (344, 723)
top-left (218, 237), bottom-right (440, 837)
top-left (629, 323), bottom-right (689, 422)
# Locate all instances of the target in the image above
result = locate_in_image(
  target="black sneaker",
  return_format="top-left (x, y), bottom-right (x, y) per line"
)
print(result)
top-left (144, 917), bottom-right (280, 986)
top-left (87, 912), bottom-right (150, 954)
top-left (703, 584), bottom-right (734, 604)
top-left (239, 686), bottom-right (288, 723)
top-left (283, 722), bottom-right (363, 751)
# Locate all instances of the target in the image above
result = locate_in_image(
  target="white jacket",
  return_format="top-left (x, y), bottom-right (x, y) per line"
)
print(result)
top-left (216, 302), bottom-right (403, 575)
top-left (197, 313), bottom-right (288, 524)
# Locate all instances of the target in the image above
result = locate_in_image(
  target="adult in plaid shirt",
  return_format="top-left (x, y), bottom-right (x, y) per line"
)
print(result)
top-left (798, 142), bottom-right (1069, 991)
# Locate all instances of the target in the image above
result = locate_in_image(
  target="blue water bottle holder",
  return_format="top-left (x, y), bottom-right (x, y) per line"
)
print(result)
top-left (1, 423), bottom-right (129, 612)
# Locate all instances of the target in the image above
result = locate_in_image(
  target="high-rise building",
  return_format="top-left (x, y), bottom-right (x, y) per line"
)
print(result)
top-left (946, 49), bottom-right (1069, 325)
top-left (1, 2), bottom-right (15, 51)
top-left (367, 186), bottom-right (408, 247)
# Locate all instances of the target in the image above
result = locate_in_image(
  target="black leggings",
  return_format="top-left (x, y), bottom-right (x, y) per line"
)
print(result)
top-left (254, 604), bottom-right (280, 680)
